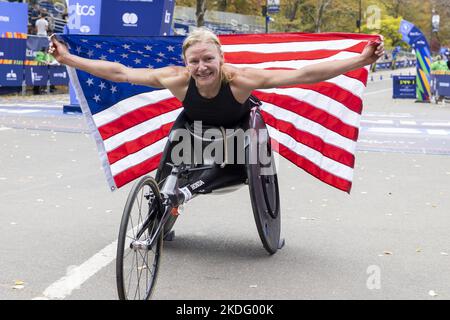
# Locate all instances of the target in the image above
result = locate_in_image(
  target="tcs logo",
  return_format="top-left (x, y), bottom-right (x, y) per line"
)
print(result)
top-left (76, 3), bottom-right (96, 16)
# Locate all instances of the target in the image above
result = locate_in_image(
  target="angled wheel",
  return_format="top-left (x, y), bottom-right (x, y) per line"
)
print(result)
top-left (246, 123), bottom-right (281, 255)
top-left (116, 176), bottom-right (163, 300)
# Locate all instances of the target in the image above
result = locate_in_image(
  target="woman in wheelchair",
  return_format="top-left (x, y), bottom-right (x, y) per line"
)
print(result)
top-left (50, 28), bottom-right (384, 299)
top-left (49, 27), bottom-right (384, 203)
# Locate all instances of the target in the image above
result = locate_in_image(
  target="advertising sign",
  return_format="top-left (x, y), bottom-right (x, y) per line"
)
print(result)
top-left (25, 66), bottom-right (49, 86)
top-left (100, 0), bottom-right (174, 36)
top-left (393, 75), bottom-right (416, 99)
top-left (267, 0), bottom-right (280, 13)
top-left (0, 38), bottom-right (26, 86)
top-left (65, 0), bottom-right (102, 34)
top-left (0, 65), bottom-right (23, 87)
top-left (399, 20), bottom-right (431, 101)
top-left (0, 2), bottom-right (28, 36)
top-left (0, 38), bottom-right (27, 61)
top-left (432, 74), bottom-right (450, 97)
top-left (49, 66), bottom-right (70, 85)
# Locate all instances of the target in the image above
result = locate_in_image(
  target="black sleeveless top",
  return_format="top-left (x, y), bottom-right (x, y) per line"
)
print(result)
top-left (182, 77), bottom-right (255, 127)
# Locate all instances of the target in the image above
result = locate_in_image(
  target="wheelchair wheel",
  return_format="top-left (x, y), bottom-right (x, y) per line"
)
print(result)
top-left (246, 134), bottom-right (281, 255)
top-left (116, 176), bottom-right (163, 300)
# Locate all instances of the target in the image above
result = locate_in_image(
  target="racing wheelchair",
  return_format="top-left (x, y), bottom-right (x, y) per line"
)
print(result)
top-left (115, 106), bottom-right (284, 300)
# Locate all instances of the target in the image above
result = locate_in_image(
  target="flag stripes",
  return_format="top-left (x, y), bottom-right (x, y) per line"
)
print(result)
top-left (62, 32), bottom-right (378, 192)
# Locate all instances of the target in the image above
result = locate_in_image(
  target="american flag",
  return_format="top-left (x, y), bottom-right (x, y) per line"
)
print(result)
top-left (60, 32), bottom-right (380, 192)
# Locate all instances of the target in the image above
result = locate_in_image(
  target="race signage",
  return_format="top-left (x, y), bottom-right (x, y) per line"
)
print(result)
top-left (393, 75), bottom-right (416, 99)
top-left (0, 2), bottom-right (28, 36)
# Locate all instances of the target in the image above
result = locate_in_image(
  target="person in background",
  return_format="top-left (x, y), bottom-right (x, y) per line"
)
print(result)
top-left (431, 55), bottom-right (449, 71)
top-left (35, 14), bottom-right (49, 37)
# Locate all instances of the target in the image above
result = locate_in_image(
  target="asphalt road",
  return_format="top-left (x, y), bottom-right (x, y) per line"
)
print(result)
top-left (1, 67), bottom-right (450, 300)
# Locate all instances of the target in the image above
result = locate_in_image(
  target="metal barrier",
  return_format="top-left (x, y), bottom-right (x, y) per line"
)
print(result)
top-left (0, 35), bottom-right (69, 90)
top-left (431, 72), bottom-right (450, 102)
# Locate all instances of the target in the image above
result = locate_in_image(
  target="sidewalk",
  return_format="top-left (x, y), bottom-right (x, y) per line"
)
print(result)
top-left (0, 93), bottom-right (70, 109)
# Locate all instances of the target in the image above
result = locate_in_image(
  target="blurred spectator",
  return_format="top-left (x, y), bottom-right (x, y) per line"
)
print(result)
top-left (431, 55), bottom-right (449, 71)
top-left (35, 14), bottom-right (48, 37)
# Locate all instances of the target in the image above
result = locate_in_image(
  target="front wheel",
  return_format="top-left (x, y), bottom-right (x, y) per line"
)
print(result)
top-left (116, 176), bottom-right (163, 300)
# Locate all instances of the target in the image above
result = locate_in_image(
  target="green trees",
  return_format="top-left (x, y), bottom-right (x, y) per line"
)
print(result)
top-left (175, 0), bottom-right (449, 47)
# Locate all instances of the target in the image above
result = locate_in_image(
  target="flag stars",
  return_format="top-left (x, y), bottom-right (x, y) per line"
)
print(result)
top-left (122, 44), bottom-right (131, 50)
top-left (81, 39), bottom-right (88, 43)
top-left (108, 48), bottom-right (115, 54)
top-left (121, 53), bottom-right (129, 59)
top-left (93, 94), bottom-right (101, 103)
top-left (86, 78), bottom-right (94, 86)
top-left (99, 82), bottom-right (106, 90)
top-left (157, 52), bottom-right (165, 58)
top-left (167, 45), bottom-right (175, 52)
top-left (87, 50), bottom-right (94, 58)
top-left (144, 45), bottom-right (152, 51)
top-left (99, 54), bottom-right (107, 60)
top-left (76, 46), bottom-right (82, 54)
top-left (95, 43), bottom-right (102, 49)
top-left (155, 58), bottom-right (163, 63)
top-left (147, 64), bottom-right (154, 69)
top-left (134, 58), bottom-right (142, 64)
top-left (110, 85), bottom-right (117, 94)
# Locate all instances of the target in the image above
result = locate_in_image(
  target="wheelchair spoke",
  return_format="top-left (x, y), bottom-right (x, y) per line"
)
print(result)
top-left (117, 176), bottom-right (163, 300)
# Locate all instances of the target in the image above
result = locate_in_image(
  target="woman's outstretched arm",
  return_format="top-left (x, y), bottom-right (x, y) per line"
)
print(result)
top-left (48, 35), bottom-right (187, 89)
top-left (233, 39), bottom-right (384, 90)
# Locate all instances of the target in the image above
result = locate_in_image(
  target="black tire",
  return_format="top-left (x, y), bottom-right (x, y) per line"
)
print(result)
top-left (246, 130), bottom-right (281, 255)
top-left (116, 176), bottom-right (163, 300)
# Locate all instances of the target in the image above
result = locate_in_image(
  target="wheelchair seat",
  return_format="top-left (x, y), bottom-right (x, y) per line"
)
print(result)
top-left (155, 107), bottom-right (283, 254)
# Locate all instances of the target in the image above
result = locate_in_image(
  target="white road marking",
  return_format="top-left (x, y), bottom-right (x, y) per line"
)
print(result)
top-left (427, 129), bottom-right (449, 136)
top-left (422, 122), bottom-right (450, 127)
top-left (399, 120), bottom-right (417, 125)
top-left (367, 127), bottom-right (422, 134)
top-left (0, 108), bottom-right (39, 114)
top-left (361, 119), bottom-right (394, 125)
top-left (33, 240), bottom-right (117, 300)
top-left (363, 112), bottom-right (413, 118)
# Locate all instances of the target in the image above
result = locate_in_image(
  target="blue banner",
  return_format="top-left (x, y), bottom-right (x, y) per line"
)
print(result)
top-left (25, 66), bottom-right (49, 86)
top-left (100, 0), bottom-right (174, 36)
top-left (0, 65), bottom-right (23, 86)
top-left (49, 66), bottom-right (70, 85)
top-left (399, 20), bottom-right (431, 101)
top-left (0, 2), bottom-right (28, 36)
top-left (432, 74), bottom-right (450, 98)
top-left (393, 75), bottom-right (416, 99)
top-left (0, 38), bottom-right (26, 87)
top-left (66, 0), bottom-right (102, 34)
top-left (26, 35), bottom-right (51, 60)
top-left (0, 38), bottom-right (27, 60)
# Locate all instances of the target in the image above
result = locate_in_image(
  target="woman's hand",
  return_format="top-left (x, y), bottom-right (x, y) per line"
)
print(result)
top-left (361, 37), bottom-right (385, 65)
top-left (48, 34), bottom-right (70, 64)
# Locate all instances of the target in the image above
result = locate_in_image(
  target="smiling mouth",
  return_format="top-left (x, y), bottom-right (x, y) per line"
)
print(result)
top-left (197, 72), bottom-right (213, 79)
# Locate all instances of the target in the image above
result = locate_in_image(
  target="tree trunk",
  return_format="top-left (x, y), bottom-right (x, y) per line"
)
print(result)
top-left (217, 0), bottom-right (227, 12)
top-left (196, 0), bottom-right (206, 27)
top-left (315, 0), bottom-right (331, 33)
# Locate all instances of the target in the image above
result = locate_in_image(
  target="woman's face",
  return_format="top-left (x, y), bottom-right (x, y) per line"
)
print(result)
top-left (184, 41), bottom-right (223, 87)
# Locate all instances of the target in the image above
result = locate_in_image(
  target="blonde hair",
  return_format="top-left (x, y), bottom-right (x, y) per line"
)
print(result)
top-left (182, 27), bottom-right (232, 83)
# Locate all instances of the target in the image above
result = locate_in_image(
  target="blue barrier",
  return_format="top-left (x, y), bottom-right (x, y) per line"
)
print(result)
top-left (375, 60), bottom-right (416, 70)
top-left (0, 37), bottom-right (69, 87)
top-left (393, 75), bottom-right (416, 99)
top-left (431, 74), bottom-right (450, 98)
